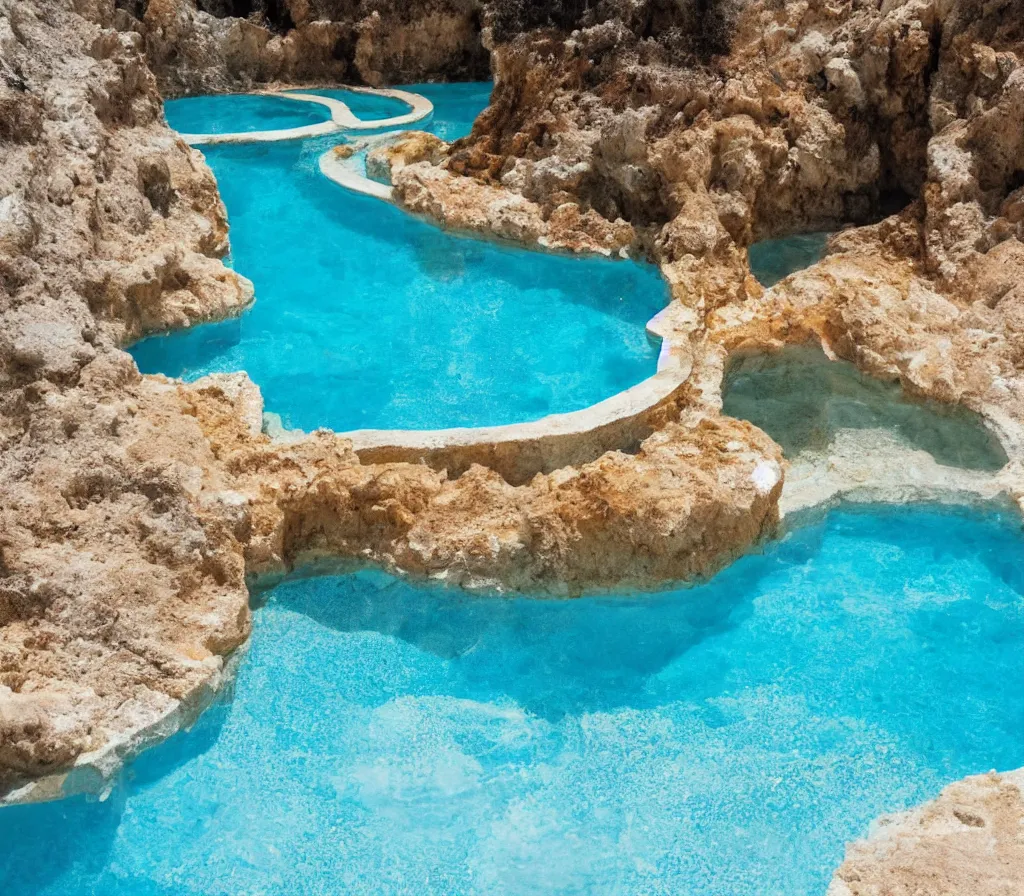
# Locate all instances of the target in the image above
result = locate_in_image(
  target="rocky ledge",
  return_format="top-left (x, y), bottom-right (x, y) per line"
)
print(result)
top-left (3, 0), bottom-right (1024, 891)
top-left (1, 0), bottom-right (785, 804)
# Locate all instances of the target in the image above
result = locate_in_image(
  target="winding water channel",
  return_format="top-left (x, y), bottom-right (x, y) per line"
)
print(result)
top-left (3, 86), bottom-right (1022, 896)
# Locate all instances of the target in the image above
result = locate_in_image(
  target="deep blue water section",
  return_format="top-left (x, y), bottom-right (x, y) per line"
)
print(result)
top-left (4, 506), bottom-right (1024, 896)
top-left (162, 93), bottom-right (331, 134)
top-left (138, 84), bottom-right (665, 432)
top-left (290, 87), bottom-right (412, 121)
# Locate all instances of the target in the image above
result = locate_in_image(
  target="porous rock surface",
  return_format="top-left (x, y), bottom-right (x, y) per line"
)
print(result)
top-left (828, 770), bottom-right (1024, 896)
top-left (364, 129), bottom-right (448, 183)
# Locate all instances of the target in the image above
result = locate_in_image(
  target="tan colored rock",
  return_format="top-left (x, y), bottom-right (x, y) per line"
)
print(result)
top-left (134, 0), bottom-right (489, 97)
top-left (365, 130), bottom-right (448, 184)
top-left (181, 377), bottom-right (784, 595)
top-left (393, 160), bottom-right (637, 256)
top-left (829, 770), bottom-right (1024, 896)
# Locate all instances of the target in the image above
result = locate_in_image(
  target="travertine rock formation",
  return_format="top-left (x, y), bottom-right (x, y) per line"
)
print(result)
top-left (828, 770), bottom-right (1024, 896)
top-left (185, 374), bottom-right (783, 596)
top-left (398, 0), bottom-right (1023, 313)
top-left (5, 0), bottom-right (1024, 890)
top-left (0, 0), bottom-right (255, 798)
top-left (394, 155), bottom-right (639, 254)
top-left (0, 0), bottom-right (783, 802)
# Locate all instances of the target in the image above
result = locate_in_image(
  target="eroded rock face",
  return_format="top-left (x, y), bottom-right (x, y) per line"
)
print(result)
top-left (398, 0), bottom-right (1023, 308)
top-left (125, 0), bottom-right (490, 95)
top-left (393, 156), bottom-right (639, 255)
top-left (182, 375), bottom-right (783, 595)
top-left (0, 0), bottom-right (256, 797)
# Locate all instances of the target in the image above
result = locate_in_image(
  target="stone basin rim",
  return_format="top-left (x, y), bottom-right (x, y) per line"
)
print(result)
top-left (173, 85), bottom-right (434, 145)
top-left (263, 304), bottom-right (689, 484)
top-left (5, 493), bottom-right (1022, 810)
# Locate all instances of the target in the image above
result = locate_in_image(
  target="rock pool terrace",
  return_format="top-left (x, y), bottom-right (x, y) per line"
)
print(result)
top-left (22, 85), bottom-right (1008, 816)
top-left (7, 3), bottom-right (1024, 892)
top-left (150, 85), bottom-right (692, 482)
top-left (149, 87), bottom-right (1024, 509)
top-left (9, 81), bottom-right (1024, 896)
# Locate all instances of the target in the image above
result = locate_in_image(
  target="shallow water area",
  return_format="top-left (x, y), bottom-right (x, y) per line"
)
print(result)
top-left (722, 345), bottom-right (1008, 470)
top-left (4, 506), bottom-right (1024, 896)
top-left (136, 84), bottom-right (667, 432)
top-left (162, 93), bottom-right (331, 134)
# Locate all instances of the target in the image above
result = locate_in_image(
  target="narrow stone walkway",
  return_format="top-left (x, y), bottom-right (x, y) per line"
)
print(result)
top-left (176, 86), bottom-right (433, 145)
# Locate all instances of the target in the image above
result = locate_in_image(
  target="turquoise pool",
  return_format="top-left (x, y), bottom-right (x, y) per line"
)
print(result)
top-left (134, 85), bottom-right (666, 433)
top-left (3, 505), bottom-right (1023, 895)
top-left (162, 93), bottom-right (331, 134)
top-left (290, 87), bottom-right (413, 121)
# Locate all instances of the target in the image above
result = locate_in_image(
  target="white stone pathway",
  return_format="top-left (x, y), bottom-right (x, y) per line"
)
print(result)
top-left (176, 86), bottom-right (433, 145)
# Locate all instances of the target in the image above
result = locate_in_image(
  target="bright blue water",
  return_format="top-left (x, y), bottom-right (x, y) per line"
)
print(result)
top-left (290, 87), bottom-right (412, 121)
top-left (401, 81), bottom-right (494, 141)
top-left (137, 84), bottom-right (665, 432)
top-left (749, 232), bottom-right (831, 287)
top-left (162, 93), bottom-right (331, 134)
top-left (4, 505), bottom-right (1024, 895)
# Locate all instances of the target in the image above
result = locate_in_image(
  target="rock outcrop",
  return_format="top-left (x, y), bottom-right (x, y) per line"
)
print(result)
top-left (365, 129), bottom-right (448, 184)
top-left (829, 770), bottom-right (1024, 896)
top-left (0, 0), bottom-right (255, 799)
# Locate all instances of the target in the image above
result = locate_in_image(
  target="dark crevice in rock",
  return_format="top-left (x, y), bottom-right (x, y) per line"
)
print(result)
top-left (115, 0), bottom-right (148, 20)
top-left (196, 0), bottom-right (296, 32)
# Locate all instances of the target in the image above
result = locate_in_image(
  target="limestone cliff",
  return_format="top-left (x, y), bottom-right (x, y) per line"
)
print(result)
top-left (119, 0), bottom-right (491, 95)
